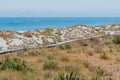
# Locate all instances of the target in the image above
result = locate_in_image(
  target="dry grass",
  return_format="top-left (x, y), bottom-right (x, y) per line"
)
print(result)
top-left (0, 30), bottom-right (15, 38)
top-left (0, 35), bottom-right (119, 80)
top-left (22, 30), bottom-right (43, 38)
top-left (23, 31), bottom-right (33, 37)
top-left (41, 28), bottom-right (53, 36)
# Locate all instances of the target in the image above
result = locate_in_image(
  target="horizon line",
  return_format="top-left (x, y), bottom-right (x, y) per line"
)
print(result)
top-left (0, 16), bottom-right (120, 18)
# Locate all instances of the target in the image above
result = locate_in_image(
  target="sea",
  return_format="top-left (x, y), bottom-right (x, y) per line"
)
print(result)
top-left (0, 17), bottom-right (120, 31)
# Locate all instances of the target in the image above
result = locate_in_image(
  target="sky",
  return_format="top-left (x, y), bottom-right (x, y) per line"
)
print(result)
top-left (0, 0), bottom-right (120, 17)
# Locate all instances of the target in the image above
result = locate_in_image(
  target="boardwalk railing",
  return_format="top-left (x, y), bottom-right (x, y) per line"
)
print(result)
top-left (0, 34), bottom-right (113, 54)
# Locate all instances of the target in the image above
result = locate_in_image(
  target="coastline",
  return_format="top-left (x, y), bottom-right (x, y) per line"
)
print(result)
top-left (0, 17), bottom-right (120, 31)
top-left (0, 24), bottom-right (120, 53)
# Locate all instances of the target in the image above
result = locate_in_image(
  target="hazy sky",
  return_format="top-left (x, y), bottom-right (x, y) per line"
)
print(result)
top-left (0, 0), bottom-right (120, 17)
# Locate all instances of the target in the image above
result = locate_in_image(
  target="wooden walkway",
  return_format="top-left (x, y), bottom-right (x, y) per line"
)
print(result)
top-left (0, 34), bottom-right (106, 54)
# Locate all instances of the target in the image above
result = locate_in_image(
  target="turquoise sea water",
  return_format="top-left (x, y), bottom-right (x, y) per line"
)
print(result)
top-left (0, 17), bottom-right (120, 31)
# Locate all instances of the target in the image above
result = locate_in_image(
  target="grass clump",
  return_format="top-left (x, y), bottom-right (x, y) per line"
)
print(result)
top-left (0, 57), bottom-right (32, 72)
top-left (87, 52), bottom-right (93, 56)
top-left (105, 39), bottom-right (113, 45)
top-left (96, 67), bottom-right (105, 77)
top-left (92, 67), bottom-right (109, 80)
top-left (82, 60), bottom-right (90, 68)
top-left (100, 51), bottom-right (109, 60)
top-left (57, 70), bottom-right (86, 80)
top-left (43, 61), bottom-right (58, 70)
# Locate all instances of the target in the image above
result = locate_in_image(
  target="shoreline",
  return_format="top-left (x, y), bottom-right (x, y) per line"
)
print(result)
top-left (0, 23), bottom-right (119, 32)
top-left (0, 17), bottom-right (120, 31)
top-left (0, 24), bottom-right (120, 54)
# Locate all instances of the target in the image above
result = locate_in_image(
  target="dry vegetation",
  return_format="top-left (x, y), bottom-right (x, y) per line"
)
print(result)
top-left (0, 30), bottom-right (15, 38)
top-left (23, 31), bottom-right (33, 37)
top-left (41, 28), bottom-right (54, 36)
top-left (0, 35), bottom-right (120, 80)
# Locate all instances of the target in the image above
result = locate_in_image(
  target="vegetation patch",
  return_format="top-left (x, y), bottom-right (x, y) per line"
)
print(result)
top-left (105, 39), bottom-right (113, 45)
top-left (60, 56), bottom-right (69, 62)
top-left (100, 52), bottom-right (109, 60)
top-left (56, 70), bottom-right (85, 80)
top-left (23, 31), bottom-right (33, 37)
top-left (112, 35), bottom-right (120, 44)
top-left (0, 57), bottom-right (32, 72)
top-left (42, 61), bottom-right (58, 70)
top-left (42, 28), bottom-right (54, 36)
top-left (59, 44), bottom-right (72, 50)
top-left (27, 50), bottom-right (43, 56)
top-left (82, 60), bottom-right (90, 68)
top-left (0, 31), bottom-right (15, 38)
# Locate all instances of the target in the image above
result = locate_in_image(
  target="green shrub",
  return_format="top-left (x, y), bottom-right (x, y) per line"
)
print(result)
top-left (57, 70), bottom-right (85, 80)
top-left (44, 28), bottom-right (53, 36)
top-left (0, 57), bottom-right (32, 72)
top-left (43, 61), bottom-right (58, 70)
top-left (112, 35), bottom-right (120, 44)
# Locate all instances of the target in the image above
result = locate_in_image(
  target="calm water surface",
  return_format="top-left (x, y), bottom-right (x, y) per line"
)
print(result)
top-left (0, 17), bottom-right (120, 31)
